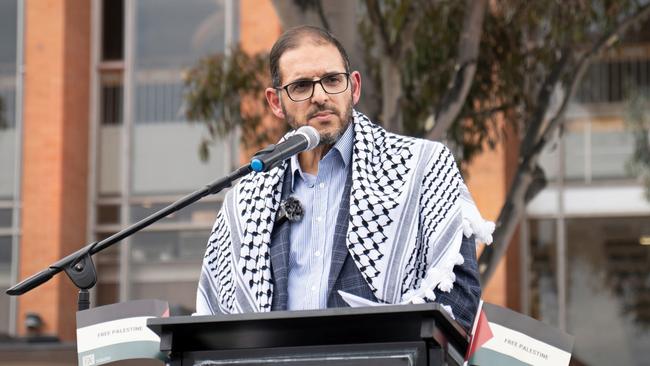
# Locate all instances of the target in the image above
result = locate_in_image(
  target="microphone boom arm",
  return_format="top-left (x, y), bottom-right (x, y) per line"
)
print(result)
top-left (6, 164), bottom-right (253, 297)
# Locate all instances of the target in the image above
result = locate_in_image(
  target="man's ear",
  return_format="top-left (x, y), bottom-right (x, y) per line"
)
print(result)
top-left (265, 87), bottom-right (285, 119)
top-left (350, 71), bottom-right (361, 105)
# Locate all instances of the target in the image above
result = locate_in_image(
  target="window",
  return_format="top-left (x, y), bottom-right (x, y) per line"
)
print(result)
top-left (539, 119), bottom-right (638, 182)
top-left (93, 0), bottom-right (237, 314)
top-left (0, 0), bottom-right (19, 336)
top-left (527, 217), bottom-right (650, 366)
top-left (548, 44), bottom-right (650, 183)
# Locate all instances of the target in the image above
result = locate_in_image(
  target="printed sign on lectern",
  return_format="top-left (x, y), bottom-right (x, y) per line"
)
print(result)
top-left (76, 299), bottom-right (169, 366)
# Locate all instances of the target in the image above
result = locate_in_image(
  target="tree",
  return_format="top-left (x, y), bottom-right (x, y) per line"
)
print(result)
top-left (184, 46), bottom-right (270, 160)
top-left (183, 0), bottom-right (650, 284)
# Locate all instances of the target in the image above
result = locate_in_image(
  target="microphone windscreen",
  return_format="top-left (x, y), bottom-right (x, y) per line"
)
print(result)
top-left (295, 126), bottom-right (320, 150)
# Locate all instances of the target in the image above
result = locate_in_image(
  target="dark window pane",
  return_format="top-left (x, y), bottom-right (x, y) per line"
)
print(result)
top-left (0, 235), bottom-right (11, 335)
top-left (131, 231), bottom-right (176, 262)
top-left (576, 59), bottom-right (650, 104)
top-left (132, 281), bottom-right (196, 315)
top-left (101, 0), bottom-right (124, 61)
top-left (136, 0), bottom-right (225, 68)
top-left (0, 0), bottom-right (17, 66)
top-left (0, 292), bottom-right (9, 335)
top-left (130, 229), bottom-right (206, 263)
top-left (100, 72), bottom-right (123, 125)
top-left (0, 208), bottom-right (11, 228)
top-left (97, 204), bottom-right (120, 225)
top-left (0, 236), bottom-right (11, 266)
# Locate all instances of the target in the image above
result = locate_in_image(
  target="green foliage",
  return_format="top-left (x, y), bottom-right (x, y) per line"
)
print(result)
top-left (625, 89), bottom-right (650, 200)
top-left (184, 45), bottom-right (270, 161)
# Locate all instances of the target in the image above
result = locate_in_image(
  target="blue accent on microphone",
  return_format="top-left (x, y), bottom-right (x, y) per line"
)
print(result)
top-left (251, 159), bottom-right (264, 172)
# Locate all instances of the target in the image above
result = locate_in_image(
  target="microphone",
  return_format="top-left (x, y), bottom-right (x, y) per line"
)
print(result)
top-left (250, 126), bottom-right (320, 172)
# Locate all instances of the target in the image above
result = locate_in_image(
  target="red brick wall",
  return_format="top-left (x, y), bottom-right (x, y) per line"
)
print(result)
top-left (19, 0), bottom-right (90, 341)
top-left (465, 115), bottom-right (521, 310)
top-left (239, 0), bottom-right (283, 164)
top-left (240, 0), bottom-right (282, 54)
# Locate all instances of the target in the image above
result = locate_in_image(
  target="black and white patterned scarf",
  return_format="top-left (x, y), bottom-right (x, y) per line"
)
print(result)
top-left (196, 110), bottom-right (494, 314)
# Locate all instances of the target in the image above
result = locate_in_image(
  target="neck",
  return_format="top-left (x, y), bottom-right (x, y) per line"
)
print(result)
top-left (298, 144), bottom-right (333, 175)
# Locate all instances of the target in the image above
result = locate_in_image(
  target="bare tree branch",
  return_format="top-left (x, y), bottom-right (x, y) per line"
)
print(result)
top-left (394, 0), bottom-right (429, 59)
top-left (365, 0), bottom-right (392, 54)
top-left (479, 2), bottom-right (650, 284)
top-left (518, 48), bottom-right (572, 158)
top-left (313, 0), bottom-right (330, 31)
top-left (426, 0), bottom-right (487, 140)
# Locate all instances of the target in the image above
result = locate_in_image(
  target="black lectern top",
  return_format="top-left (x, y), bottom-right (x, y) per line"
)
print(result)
top-left (147, 303), bottom-right (468, 355)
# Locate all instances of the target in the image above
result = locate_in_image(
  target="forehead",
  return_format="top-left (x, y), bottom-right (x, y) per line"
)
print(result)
top-left (278, 41), bottom-right (346, 83)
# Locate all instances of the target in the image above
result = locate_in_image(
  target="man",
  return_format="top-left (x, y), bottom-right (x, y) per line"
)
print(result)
top-left (196, 26), bottom-right (493, 331)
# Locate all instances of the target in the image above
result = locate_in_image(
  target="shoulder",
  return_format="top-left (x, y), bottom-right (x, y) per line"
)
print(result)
top-left (385, 130), bottom-right (454, 166)
top-left (352, 110), bottom-right (450, 158)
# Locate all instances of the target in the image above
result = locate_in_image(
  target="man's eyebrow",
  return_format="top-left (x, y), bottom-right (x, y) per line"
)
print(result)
top-left (321, 71), bottom-right (344, 77)
top-left (287, 71), bottom-right (344, 84)
top-left (287, 76), bottom-right (313, 84)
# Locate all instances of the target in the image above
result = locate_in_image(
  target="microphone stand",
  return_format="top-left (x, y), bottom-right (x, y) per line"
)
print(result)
top-left (6, 163), bottom-right (255, 311)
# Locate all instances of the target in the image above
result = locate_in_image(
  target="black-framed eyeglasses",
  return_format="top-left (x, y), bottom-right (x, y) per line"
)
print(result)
top-left (277, 72), bottom-right (350, 102)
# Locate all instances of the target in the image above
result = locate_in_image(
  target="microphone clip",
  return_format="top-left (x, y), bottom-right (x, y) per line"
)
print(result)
top-left (275, 196), bottom-right (304, 227)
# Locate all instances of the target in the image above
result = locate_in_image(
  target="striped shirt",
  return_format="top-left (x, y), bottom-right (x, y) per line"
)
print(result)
top-left (286, 122), bottom-right (354, 310)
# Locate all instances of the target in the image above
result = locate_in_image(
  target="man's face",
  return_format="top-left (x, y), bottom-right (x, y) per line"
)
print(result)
top-left (265, 41), bottom-right (361, 145)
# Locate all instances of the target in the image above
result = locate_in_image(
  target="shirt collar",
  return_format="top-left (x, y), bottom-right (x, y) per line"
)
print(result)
top-left (290, 121), bottom-right (354, 191)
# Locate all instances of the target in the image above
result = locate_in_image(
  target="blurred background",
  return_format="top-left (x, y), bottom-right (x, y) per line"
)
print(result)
top-left (1, 0), bottom-right (649, 365)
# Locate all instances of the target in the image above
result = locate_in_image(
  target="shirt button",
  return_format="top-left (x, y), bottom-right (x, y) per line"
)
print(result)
top-left (311, 286), bottom-right (317, 292)
top-left (316, 216), bottom-right (322, 222)
top-left (319, 183), bottom-right (325, 189)
top-left (314, 250), bottom-right (321, 257)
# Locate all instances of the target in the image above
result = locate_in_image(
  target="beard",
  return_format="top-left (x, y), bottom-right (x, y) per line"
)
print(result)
top-left (282, 98), bottom-right (353, 147)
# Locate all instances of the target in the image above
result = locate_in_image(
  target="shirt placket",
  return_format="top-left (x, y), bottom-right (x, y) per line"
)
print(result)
top-left (310, 159), bottom-right (331, 308)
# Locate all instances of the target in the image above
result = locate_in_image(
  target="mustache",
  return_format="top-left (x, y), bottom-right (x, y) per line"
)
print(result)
top-left (306, 104), bottom-right (340, 120)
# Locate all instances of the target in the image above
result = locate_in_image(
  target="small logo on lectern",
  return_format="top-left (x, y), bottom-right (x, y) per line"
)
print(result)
top-left (82, 354), bottom-right (95, 366)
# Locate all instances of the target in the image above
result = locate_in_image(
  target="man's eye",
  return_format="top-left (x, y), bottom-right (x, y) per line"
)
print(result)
top-left (289, 81), bottom-right (312, 93)
top-left (323, 75), bottom-right (342, 86)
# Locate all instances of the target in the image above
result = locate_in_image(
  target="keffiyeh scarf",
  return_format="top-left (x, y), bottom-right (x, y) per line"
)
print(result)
top-left (196, 110), bottom-right (494, 314)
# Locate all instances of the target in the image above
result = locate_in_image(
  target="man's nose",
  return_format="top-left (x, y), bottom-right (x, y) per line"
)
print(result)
top-left (310, 82), bottom-right (329, 104)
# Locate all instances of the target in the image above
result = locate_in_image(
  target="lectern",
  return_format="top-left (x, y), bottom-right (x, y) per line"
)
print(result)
top-left (147, 303), bottom-right (469, 366)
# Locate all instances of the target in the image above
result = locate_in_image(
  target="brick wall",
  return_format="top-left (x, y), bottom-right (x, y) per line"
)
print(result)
top-left (18, 0), bottom-right (90, 341)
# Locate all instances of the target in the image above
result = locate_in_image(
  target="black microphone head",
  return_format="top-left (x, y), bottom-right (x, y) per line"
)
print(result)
top-left (295, 126), bottom-right (320, 150)
top-left (249, 126), bottom-right (320, 173)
